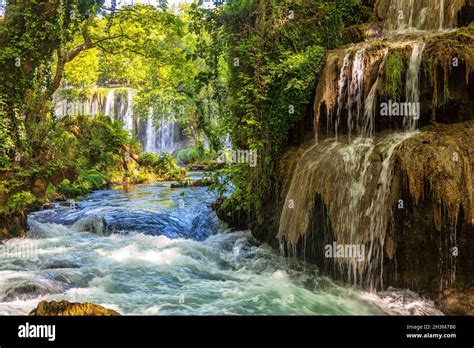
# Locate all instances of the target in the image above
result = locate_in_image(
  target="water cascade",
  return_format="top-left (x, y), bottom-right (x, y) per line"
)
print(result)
top-left (53, 89), bottom-right (188, 154)
top-left (145, 108), bottom-right (158, 153)
top-left (156, 119), bottom-right (179, 153)
top-left (374, 0), bottom-right (466, 33)
top-left (347, 49), bottom-right (366, 138)
top-left (122, 90), bottom-right (134, 132)
top-left (105, 89), bottom-right (115, 117)
top-left (404, 43), bottom-right (425, 131)
top-left (279, 0), bottom-right (474, 293)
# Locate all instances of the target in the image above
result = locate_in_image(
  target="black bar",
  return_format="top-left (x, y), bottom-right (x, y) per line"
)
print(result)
top-left (0, 316), bottom-right (472, 346)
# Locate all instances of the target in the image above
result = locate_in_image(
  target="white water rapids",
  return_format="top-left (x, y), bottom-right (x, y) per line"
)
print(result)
top-left (0, 176), bottom-right (441, 315)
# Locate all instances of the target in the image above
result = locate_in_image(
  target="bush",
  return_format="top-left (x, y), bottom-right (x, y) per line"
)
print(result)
top-left (45, 183), bottom-right (58, 201)
top-left (174, 148), bottom-right (199, 165)
top-left (139, 152), bottom-right (178, 176)
top-left (4, 191), bottom-right (37, 214)
top-left (57, 170), bottom-right (108, 198)
top-left (138, 152), bottom-right (160, 167)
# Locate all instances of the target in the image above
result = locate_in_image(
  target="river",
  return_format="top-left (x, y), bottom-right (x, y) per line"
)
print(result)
top-left (0, 174), bottom-right (441, 315)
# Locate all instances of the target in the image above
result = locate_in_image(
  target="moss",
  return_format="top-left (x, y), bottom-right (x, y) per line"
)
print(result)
top-left (423, 27), bottom-right (474, 112)
top-left (394, 121), bottom-right (474, 229)
top-left (382, 51), bottom-right (405, 101)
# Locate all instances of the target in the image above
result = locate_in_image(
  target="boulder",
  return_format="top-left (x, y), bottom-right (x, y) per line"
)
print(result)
top-left (29, 300), bottom-right (120, 316)
top-left (72, 215), bottom-right (110, 236)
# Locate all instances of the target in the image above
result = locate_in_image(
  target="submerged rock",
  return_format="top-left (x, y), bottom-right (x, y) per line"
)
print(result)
top-left (71, 215), bottom-right (110, 236)
top-left (29, 301), bottom-right (120, 316)
top-left (0, 211), bottom-right (28, 240)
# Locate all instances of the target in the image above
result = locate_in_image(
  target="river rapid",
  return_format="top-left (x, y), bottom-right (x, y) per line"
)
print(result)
top-left (0, 174), bottom-right (441, 315)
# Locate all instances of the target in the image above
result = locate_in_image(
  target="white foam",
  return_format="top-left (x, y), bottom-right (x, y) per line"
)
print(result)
top-left (96, 245), bottom-right (186, 265)
top-left (272, 270), bottom-right (289, 280)
top-left (359, 292), bottom-right (443, 316)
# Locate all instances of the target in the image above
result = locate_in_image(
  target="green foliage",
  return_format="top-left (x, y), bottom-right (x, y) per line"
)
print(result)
top-left (70, 114), bottom-right (138, 172)
top-left (57, 170), bottom-right (107, 198)
top-left (45, 183), bottom-right (58, 201)
top-left (0, 0), bottom-right (375, 236)
top-left (174, 148), bottom-right (200, 165)
top-left (139, 152), bottom-right (181, 178)
top-left (382, 52), bottom-right (405, 101)
top-left (267, 45), bottom-right (326, 153)
top-left (174, 147), bottom-right (216, 166)
top-left (194, 0), bottom-right (370, 224)
top-left (2, 191), bottom-right (37, 215)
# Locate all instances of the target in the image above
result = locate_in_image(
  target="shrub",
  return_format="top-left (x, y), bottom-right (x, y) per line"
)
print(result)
top-left (4, 191), bottom-right (37, 214)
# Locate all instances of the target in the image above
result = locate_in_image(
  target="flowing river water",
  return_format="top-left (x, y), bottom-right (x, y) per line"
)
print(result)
top-left (0, 174), bottom-right (441, 315)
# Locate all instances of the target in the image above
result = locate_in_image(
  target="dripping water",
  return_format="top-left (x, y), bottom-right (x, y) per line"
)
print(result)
top-left (335, 54), bottom-right (351, 138)
top-left (404, 42), bottom-right (426, 131)
top-left (347, 49), bottom-right (365, 139)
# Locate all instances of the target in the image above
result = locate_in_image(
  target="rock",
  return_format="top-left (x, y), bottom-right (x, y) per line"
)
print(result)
top-left (171, 181), bottom-right (189, 188)
top-left (0, 211), bottom-right (29, 240)
top-left (32, 178), bottom-right (47, 196)
top-left (439, 289), bottom-right (474, 315)
top-left (191, 178), bottom-right (215, 187)
top-left (72, 215), bottom-right (110, 236)
top-left (29, 301), bottom-right (120, 316)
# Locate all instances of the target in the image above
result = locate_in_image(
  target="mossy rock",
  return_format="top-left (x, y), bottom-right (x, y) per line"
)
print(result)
top-left (170, 181), bottom-right (189, 188)
top-left (29, 301), bottom-right (120, 316)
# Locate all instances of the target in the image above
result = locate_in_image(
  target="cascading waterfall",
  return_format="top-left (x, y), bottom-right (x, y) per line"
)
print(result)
top-left (0, 182), bottom-right (443, 315)
top-left (332, 49), bottom-right (388, 139)
top-left (439, 0), bottom-right (445, 30)
top-left (347, 49), bottom-right (366, 138)
top-left (53, 88), bottom-right (187, 154)
top-left (375, 0), bottom-right (462, 33)
top-left (145, 108), bottom-right (158, 153)
top-left (123, 90), bottom-right (134, 132)
top-left (144, 106), bottom-right (181, 154)
top-left (278, 0), bottom-right (453, 289)
top-left (279, 131), bottom-right (418, 289)
top-left (223, 134), bottom-right (233, 150)
top-left (156, 119), bottom-right (179, 154)
top-left (105, 89), bottom-right (115, 117)
top-left (364, 51), bottom-right (389, 138)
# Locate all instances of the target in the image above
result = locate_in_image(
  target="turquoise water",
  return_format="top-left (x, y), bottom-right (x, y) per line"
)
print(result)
top-left (0, 179), bottom-right (437, 315)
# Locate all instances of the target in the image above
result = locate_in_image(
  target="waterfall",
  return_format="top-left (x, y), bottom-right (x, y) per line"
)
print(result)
top-left (279, 132), bottom-right (417, 289)
top-left (279, 0), bottom-right (462, 289)
top-left (347, 49), bottom-right (365, 138)
top-left (105, 90), bottom-right (115, 117)
top-left (407, 0), bottom-right (415, 29)
top-left (335, 54), bottom-right (350, 137)
top-left (223, 134), bottom-right (233, 150)
top-left (156, 119), bottom-right (178, 153)
top-left (90, 97), bottom-right (99, 116)
top-left (376, 0), bottom-right (464, 33)
top-left (364, 51), bottom-right (388, 138)
top-left (404, 42), bottom-right (425, 131)
top-left (439, 0), bottom-right (445, 30)
top-left (143, 108), bottom-right (181, 154)
top-left (53, 88), bottom-right (188, 154)
top-left (145, 108), bottom-right (157, 153)
top-left (123, 91), bottom-right (134, 132)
